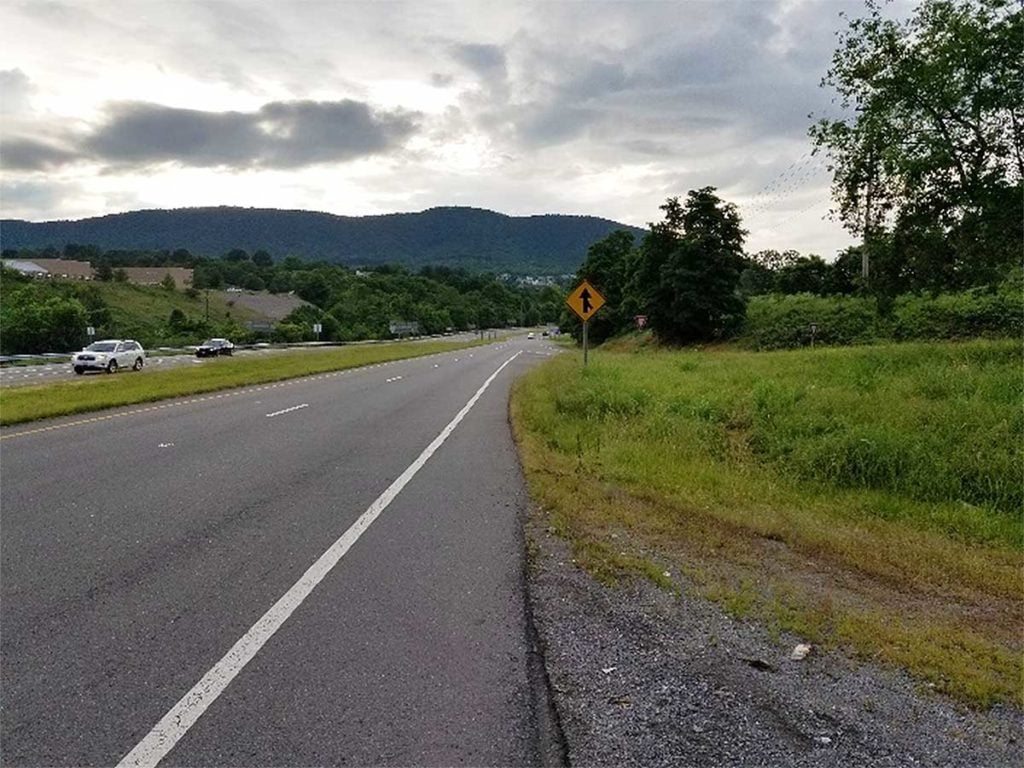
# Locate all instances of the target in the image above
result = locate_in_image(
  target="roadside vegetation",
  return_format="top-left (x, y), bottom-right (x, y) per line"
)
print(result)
top-left (741, 271), bottom-right (1022, 350)
top-left (0, 338), bottom-right (488, 426)
top-left (0, 256), bottom-right (563, 355)
top-left (512, 338), bottom-right (1022, 707)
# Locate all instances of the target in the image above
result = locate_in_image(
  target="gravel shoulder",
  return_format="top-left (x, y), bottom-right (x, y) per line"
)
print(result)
top-left (525, 510), bottom-right (1023, 767)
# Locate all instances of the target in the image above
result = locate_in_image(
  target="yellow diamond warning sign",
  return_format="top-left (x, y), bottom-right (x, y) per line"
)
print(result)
top-left (565, 280), bottom-right (606, 321)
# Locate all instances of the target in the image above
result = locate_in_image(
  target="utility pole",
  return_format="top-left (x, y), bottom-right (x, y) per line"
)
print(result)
top-left (862, 151), bottom-right (876, 287)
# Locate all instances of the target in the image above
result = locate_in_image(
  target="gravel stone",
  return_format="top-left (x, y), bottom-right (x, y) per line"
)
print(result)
top-left (526, 520), bottom-right (1023, 767)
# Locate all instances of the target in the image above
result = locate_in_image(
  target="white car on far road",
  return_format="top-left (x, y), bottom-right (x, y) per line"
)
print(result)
top-left (71, 339), bottom-right (146, 374)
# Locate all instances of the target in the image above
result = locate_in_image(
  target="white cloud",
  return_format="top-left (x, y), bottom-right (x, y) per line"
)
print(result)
top-left (0, 0), bottom-right (895, 257)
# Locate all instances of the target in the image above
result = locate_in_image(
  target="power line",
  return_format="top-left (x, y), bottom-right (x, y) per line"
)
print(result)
top-left (744, 154), bottom-right (830, 216)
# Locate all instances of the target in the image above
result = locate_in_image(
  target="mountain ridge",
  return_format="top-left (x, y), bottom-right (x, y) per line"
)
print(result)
top-left (1, 205), bottom-right (647, 273)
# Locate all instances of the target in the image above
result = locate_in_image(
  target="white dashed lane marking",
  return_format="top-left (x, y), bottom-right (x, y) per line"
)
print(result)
top-left (0, 344), bottom-right (494, 440)
top-left (265, 403), bottom-right (309, 418)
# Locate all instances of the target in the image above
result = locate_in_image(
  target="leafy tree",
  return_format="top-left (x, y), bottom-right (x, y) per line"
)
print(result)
top-left (626, 188), bottom-right (747, 344)
top-left (571, 230), bottom-right (635, 343)
top-left (160, 273), bottom-right (177, 292)
top-left (810, 0), bottom-right (1023, 289)
top-left (295, 273), bottom-right (331, 307)
top-left (776, 255), bottom-right (830, 295)
top-left (95, 262), bottom-right (113, 281)
top-left (113, 269), bottom-right (128, 283)
top-left (283, 304), bottom-right (339, 340)
top-left (0, 287), bottom-right (88, 354)
top-left (73, 284), bottom-right (113, 330)
top-left (826, 248), bottom-right (862, 295)
top-left (252, 250), bottom-right (273, 267)
top-left (1, 266), bottom-right (31, 286)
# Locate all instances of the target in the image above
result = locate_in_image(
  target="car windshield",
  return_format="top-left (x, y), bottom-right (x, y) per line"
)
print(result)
top-left (85, 342), bottom-right (117, 352)
top-left (201, 339), bottom-right (220, 346)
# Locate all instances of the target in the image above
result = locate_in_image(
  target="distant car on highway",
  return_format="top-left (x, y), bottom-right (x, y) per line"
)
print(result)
top-left (71, 340), bottom-right (145, 374)
top-left (196, 338), bottom-right (235, 357)
top-left (527, 332), bottom-right (535, 339)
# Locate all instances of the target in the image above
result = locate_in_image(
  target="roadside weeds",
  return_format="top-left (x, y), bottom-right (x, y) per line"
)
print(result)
top-left (509, 343), bottom-right (1023, 710)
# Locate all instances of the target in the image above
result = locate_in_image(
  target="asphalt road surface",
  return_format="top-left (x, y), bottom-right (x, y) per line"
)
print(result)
top-left (0, 334), bottom-right (487, 389)
top-left (0, 336), bottom-right (561, 767)
top-left (0, 348), bottom-right (287, 388)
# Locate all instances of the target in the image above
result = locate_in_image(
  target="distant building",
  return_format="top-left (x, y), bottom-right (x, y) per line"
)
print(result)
top-left (120, 267), bottom-right (193, 288)
top-left (3, 259), bottom-right (95, 279)
top-left (3, 259), bottom-right (50, 277)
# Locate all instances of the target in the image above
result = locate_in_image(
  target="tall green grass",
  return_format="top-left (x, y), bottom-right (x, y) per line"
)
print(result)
top-left (511, 338), bottom-right (1023, 706)
top-left (543, 340), bottom-right (1021, 547)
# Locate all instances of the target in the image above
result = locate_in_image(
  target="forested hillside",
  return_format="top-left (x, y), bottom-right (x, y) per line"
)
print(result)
top-left (0, 255), bottom-right (565, 354)
top-left (1, 206), bottom-right (645, 274)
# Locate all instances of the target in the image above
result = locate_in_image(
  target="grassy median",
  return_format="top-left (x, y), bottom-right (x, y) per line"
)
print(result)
top-left (511, 337), bottom-right (1022, 708)
top-left (0, 339), bottom-right (487, 426)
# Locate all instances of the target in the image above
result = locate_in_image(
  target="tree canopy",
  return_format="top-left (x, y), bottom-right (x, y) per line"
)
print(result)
top-left (565, 189), bottom-right (748, 345)
top-left (627, 188), bottom-right (747, 344)
top-left (809, 0), bottom-right (1022, 292)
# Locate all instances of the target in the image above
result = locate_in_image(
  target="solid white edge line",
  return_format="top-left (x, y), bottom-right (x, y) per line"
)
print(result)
top-left (265, 403), bottom-right (310, 418)
top-left (117, 350), bottom-right (523, 768)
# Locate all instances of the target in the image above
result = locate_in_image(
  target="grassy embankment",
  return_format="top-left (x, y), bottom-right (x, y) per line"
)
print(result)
top-left (101, 283), bottom-right (264, 326)
top-left (511, 337), bottom-right (1022, 707)
top-left (0, 339), bottom-right (487, 426)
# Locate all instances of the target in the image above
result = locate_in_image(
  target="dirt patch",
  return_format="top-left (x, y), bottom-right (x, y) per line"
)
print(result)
top-left (525, 505), bottom-right (1024, 767)
top-left (216, 291), bottom-right (310, 321)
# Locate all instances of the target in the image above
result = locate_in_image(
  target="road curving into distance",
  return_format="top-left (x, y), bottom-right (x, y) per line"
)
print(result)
top-left (0, 335), bottom-right (563, 767)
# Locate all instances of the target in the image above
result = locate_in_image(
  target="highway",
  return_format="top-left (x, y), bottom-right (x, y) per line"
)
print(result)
top-left (0, 336), bottom-right (561, 766)
top-left (0, 348), bottom-right (292, 387)
top-left (0, 334), bottom-right (487, 388)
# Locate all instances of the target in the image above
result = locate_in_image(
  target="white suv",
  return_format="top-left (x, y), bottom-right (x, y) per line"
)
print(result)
top-left (71, 339), bottom-right (146, 374)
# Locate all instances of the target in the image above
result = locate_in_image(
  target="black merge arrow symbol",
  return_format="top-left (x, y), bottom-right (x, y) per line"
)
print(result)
top-left (581, 288), bottom-right (593, 314)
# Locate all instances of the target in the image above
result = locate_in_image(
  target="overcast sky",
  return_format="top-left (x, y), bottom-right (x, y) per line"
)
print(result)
top-left (0, 0), bottom-right (913, 258)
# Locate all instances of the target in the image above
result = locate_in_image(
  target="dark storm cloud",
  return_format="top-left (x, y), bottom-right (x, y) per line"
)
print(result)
top-left (452, 43), bottom-right (507, 81)
top-left (83, 99), bottom-right (418, 169)
top-left (2, 138), bottom-right (79, 171)
top-left (0, 179), bottom-right (74, 211)
top-left (458, 0), bottom-right (863, 155)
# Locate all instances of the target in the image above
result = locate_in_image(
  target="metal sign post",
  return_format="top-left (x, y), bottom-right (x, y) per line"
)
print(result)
top-left (582, 319), bottom-right (589, 366)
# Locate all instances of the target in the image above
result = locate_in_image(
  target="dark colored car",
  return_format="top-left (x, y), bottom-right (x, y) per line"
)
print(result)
top-left (196, 338), bottom-right (235, 357)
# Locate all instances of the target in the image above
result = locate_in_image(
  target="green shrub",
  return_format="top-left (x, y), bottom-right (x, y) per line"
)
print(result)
top-left (891, 285), bottom-right (1023, 341)
top-left (742, 293), bottom-right (882, 349)
top-left (742, 277), bottom-right (1023, 350)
